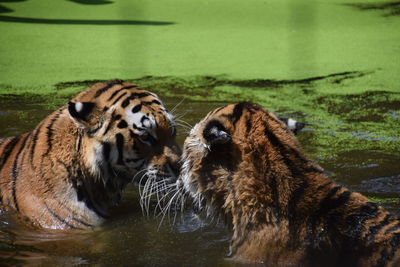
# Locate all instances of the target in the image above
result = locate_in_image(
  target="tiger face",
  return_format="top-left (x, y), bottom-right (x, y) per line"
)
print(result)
top-left (0, 79), bottom-right (180, 229)
top-left (179, 102), bottom-right (303, 214)
top-left (178, 102), bottom-right (400, 266)
top-left (68, 80), bottom-right (180, 186)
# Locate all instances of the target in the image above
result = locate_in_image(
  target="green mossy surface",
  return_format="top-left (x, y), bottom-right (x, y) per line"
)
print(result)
top-left (0, 0), bottom-right (399, 93)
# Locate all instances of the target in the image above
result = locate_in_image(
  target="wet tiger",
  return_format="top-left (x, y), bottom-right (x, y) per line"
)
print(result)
top-left (0, 80), bottom-right (180, 230)
top-left (177, 102), bottom-right (400, 266)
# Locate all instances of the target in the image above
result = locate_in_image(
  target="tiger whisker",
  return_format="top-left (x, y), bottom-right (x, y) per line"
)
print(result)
top-left (180, 192), bottom-right (188, 213)
top-left (140, 170), bottom-right (157, 215)
top-left (157, 187), bottom-right (180, 218)
top-left (172, 190), bottom-right (187, 225)
top-left (132, 168), bottom-right (148, 184)
top-left (154, 185), bottom-right (167, 215)
top-left (157, 187), bottom-right (182, 230)
top-left (176, 123), bottom-right (192, 131)
top-left (153, 184), bottom-right (177, 215)
top-left (152, 185), bottom-right (179, 214)
top-left (138, 170), bottom-right (152, 213)
top-left (138, 174), bottom-right (150, 213)
top-left (153, 187), bottom-right (179, 222)
top-left (176, 118), bottom-right (192, 128)
top-left (170, 98), bottom-right (186, 114)
top-left (141, 182), bottom-right (174, 208)
top-left (144, 173), bottom-right (157, 216)
top-left (141, 179), bottom-right (170, 198)
top-left (173, 111), bottom-right (189, 122)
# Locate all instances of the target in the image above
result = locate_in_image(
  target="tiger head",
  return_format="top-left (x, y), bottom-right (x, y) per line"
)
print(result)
top-left (67, 80), bottom-right (180, 189)
top-left (179, 102), bottom-right (305, 217)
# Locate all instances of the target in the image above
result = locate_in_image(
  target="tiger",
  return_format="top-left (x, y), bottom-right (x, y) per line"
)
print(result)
top-left (176, 102), bottom-right (400, 266)
top-left (0, 79), bottom-right (181, 230)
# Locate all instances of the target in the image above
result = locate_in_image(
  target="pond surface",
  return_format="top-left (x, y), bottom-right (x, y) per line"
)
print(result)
top-left (0, 0), bottom-right (399, 265)
top-left (0, 77), bottom-right (399, 265)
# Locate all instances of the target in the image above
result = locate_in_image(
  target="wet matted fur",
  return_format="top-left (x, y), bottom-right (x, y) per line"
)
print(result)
top-left (177, 102), bottom-right (400, 266)
top-left (0, 80), bottom-right (180, 229)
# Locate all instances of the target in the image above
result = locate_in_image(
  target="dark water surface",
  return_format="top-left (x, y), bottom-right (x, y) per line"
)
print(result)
top-left (0, 82), bottom-right (399, 265)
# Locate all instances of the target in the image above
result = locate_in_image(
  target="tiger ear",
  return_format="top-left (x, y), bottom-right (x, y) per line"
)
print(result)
top-left (203, 121), bottom-right (231, 145)
top-left (68, 101), bottom-right (96, 129)
top-left (279, 117), bottom-right (305, 135)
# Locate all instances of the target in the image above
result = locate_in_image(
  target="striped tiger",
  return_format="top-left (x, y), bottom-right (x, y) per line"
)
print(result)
top-left (177, 102), bottom-right (400, 266)
top-left (0, 80), bottom-right (180, 230)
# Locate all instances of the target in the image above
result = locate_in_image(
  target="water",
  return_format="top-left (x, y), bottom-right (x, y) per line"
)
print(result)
top-left (0, 0), bottom-right (399, 264)
top-left (0, 86), bottom-right (399, 265)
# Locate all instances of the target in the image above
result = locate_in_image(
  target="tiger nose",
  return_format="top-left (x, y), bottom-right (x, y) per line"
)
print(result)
top-left (150, 144), bottom-right (181, 177)
top-left (165, 145), bottom-right (181, 170)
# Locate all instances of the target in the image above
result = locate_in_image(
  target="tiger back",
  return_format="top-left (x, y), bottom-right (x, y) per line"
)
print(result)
top-left (178, 102), bottom-right (400, 266)
top-left (0, 79), bottom-right (180, 229)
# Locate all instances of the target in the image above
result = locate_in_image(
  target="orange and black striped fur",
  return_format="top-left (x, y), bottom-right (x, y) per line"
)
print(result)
top-left (0, 80), bottom-right (180, 230)
top-left (178, 102), bottom-right (400, 266)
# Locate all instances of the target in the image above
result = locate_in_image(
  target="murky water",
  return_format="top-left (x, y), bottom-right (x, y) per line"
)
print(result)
top-left (0, 81), bottom-right (399, 265)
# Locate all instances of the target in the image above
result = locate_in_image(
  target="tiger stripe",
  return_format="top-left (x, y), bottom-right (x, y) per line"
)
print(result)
top-left (42, 110), bottom-right (63, 158)
top-left (94, 79), bottom-right (123, 98)
top-left (131, 104), bottom-right (142, 113)
top-left (111, 91), bottom-right (128, 106)
top-left (345, 202), bottom-right (380, 240)
top-left (269, 174), bottom-right (282, 220)
top-left (106, 84), bottom-right (138, 101)
top-left (385, 221), bottom-right (400, 234)
top-left (102, 110), bottom-right (117, 136)
top-left (142, 99), bottom-right (162, 106)
top-left (115, 133), bottom-right (125, 165)
top-left (54, 197), bottom-right (94, 228)
top-left (117, 120), bottom-right (128, 129)
top-left (121, 92), bottom-right (152, 108)
top-left (11, 132), bottom-right (31, 211)
top-left (378, 233), bottom-right (400, 266)
top-left (0, 136), bottom-right (21, 172)
top-left (366, 214), bottom-right (392, 241)
top-left (28, 120), bottom-right (45, 169)
top-left (287, 181), bottom-right (309, 240)
top-left (44, 202), bottom-right (81, 230)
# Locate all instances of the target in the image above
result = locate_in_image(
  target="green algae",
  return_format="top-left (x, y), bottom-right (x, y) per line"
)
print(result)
top-left (368, 197), bottom-right (400, 203)
top-left (0, 0), bottom-right (400, 92)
